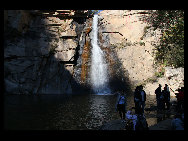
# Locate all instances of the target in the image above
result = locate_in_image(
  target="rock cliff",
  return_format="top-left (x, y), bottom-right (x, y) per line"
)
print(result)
top-left (98, 10), bottom-right (184, 96)
top-left (4, 10), bottom-right (184, 96)
top-left (4, 10), bottom-right (92, 94)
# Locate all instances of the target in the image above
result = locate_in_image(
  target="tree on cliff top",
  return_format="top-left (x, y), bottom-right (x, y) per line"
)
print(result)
top-left (146, 10), bottom-right (184, 68)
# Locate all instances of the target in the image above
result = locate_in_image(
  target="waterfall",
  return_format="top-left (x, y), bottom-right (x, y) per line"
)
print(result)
top-left (90, 14), bottom-right (111, 95)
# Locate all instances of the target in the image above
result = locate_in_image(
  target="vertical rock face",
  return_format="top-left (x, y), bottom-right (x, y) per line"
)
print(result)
top-left (98, 10), bottom-right (184, 96)
top-left (98, 10), bottom-right (158, 87)
top-left (4, 10), bottom-right (184, 96)
top-left (4, 10), bottom-right (92, 94)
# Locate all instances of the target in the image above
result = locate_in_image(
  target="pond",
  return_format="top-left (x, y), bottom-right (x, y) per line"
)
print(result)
top-left (4, 94), bottom-right (174, 130)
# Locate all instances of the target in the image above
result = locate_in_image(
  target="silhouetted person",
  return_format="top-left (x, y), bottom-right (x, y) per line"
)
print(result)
top-left (116, 92), bottom-right (126, 121)
top-left (158, 89), bottom-right (165, 110)
top-left (175, 87), bottom-right (184, 111)
top-left (139, 85), bottom-right (146, 113)
top-left (163, 85), bottom-right (170, 110)
top-left (155, 84), bottom-right (162, 110)
top-left (134, 86), bottom-right (141, 114)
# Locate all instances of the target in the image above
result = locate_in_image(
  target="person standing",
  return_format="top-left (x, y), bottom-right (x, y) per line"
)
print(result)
top-left (139, 85), bottom-right (146, 113)
top-left (155, 84), bottom-right (162, 110)
top-left (163, 85), bottom-right (170, 110)
top-left (175, 87), bottom-right (184, 111)
top-left (134, 86), bottom-right (141, 114)
top-left (116, 92), bottom-right (126, 121)
top-left (159, 89), bottom-right (165, 110)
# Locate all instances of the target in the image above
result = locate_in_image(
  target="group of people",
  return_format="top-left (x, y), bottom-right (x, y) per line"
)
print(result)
top-left (134, 85), bottom-right (146, 114)
top-left (115, 86), bottom-right (148, 130)
top-left (115, 83), bottom-right (184, 130)
top-left (155, 84), bottom-right (170, 111)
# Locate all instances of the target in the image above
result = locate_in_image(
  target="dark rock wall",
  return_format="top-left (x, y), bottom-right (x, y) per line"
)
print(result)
top-left (4, 10), bottom-right (92, 94)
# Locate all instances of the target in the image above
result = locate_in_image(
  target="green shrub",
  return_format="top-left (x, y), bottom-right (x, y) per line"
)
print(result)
top-left (145, 10), bottom-right (184, 68)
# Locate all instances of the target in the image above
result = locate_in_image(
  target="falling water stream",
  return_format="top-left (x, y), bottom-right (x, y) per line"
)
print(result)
top-left (90, 14), bottom-right (111, 95)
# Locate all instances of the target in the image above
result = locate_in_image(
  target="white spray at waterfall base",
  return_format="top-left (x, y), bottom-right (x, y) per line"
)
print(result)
top-left (90, 14), bottom-right (111, 95)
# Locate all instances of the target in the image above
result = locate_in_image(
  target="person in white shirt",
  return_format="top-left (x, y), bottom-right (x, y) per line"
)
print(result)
top-left (116, 92), bottom-right (126, 120)
top-left (126, 110), bottom-right (137, 130)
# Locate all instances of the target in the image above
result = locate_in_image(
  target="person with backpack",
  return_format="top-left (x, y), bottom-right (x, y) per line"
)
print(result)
top-left (116, 92), bottom-right (126, 121)
top-left (155, 84), bottom-right (162, 110)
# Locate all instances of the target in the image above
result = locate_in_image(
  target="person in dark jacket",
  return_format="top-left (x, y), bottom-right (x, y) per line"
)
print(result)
top-left (134, 86), bottom-right (141, 114)
top-left (139, 85), bottom-right (146, 113)
top-left (155, 84), bottom-right (162, 110)
top-left (162, 85), bottom-right (170, 110)
top-left (175, 87), bottom-right (184, 111)
top-left (158, 89), bottom-right (165, 110)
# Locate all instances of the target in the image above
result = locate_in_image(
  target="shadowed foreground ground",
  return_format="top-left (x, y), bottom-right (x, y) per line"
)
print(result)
top-left (100, 98), bottom-right (178, 130)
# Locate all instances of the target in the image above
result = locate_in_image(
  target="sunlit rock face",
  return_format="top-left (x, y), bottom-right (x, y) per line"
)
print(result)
top-left (98, 10), bottom-right (157, 87)
top-left (98, 10), bottom-right (184, 95)
top-left (4, 10), bottom-right (91, 94)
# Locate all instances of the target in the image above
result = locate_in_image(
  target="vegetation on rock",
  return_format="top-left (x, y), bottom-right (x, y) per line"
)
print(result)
top-left (146, 10), bottom-right (184, 68)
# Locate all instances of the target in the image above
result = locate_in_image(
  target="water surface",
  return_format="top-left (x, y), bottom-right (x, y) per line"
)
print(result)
top-left (4, 94), bottom-right (168, 130)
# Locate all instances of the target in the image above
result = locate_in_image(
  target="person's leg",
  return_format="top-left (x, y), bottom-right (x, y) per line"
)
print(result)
top-left (157, 99), bottom-right (160, 109)
top-left (158, 99), bottom-right (162, 110)
top-left (140, 102), bottom-right (145, 113)
top-left (119, 104), bottom-right (123, 119)
top-left (176, 100), bottom-right (180, 111)
top-left (162, 101), bottom-right (165, 110)
top-left (135, 102), bottom-right (139, 114)
top-left (167, 101), bottom-right (170, 110)
top-left (122, 104), bottom-right (126, 120)
top-left (119, 111), bottom-right (122, 119)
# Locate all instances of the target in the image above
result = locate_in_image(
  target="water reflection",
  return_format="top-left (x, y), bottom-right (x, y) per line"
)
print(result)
top-left (85, 95), bottom-right (111, 129)
top-left (4, 94), bottom-right (173, 130)
top-left (51, 95), bottom-right (119, 130)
